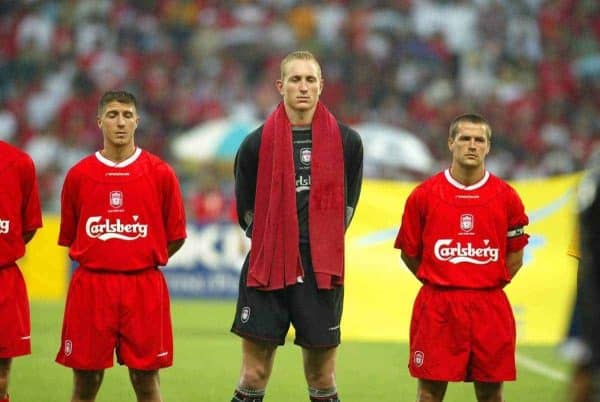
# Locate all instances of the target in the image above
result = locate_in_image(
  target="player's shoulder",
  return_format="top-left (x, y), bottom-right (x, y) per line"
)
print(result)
top-left (65, 153), bottom-right (96, 176)
top-left (416, 171), bottom-right (445, 191)
top-left (338, 123), bottom-right (361, 143)
top-left (241, 124), bottom-right (263, 149)
top-left (405, 172), bottom-right (443, 203)
top-left (0, 141), bottom-right (34, 167)
top-left (486, 172), bottom-right (521, 198)
top-left (139, 149), bottom-right (177, 177)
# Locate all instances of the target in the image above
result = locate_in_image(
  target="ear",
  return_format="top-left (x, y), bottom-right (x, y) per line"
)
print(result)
top-left (97, 116), bottom-right (102, 128)
top-left (276, 79), bottom-right (284, 96)
top-left (319, 78), bottom-right (324, 95)
top-left (447, 136), bottom-right (453, 151)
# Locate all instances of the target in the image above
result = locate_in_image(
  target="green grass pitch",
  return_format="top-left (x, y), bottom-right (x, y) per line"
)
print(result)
top-left (11, 300), bottom-right (572, 401)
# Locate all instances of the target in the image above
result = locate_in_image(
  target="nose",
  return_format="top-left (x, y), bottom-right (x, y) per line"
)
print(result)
top-left (299, 79), bottom-right (308, 91)
top-left (116, 114), bottom-right (126, 126)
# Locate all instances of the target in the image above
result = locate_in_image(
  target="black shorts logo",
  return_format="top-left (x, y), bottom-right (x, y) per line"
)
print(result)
top-left (241, 306), bottom-right (251, 323)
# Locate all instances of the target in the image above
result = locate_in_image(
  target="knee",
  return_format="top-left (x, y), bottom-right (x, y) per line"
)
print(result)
top-left (417, 380), bottom-right (447, 402)
top-left (73, 370), bottom-right (103, 400)
top-left (474, 383), bottom-right (502, 402)
top-left (240, 364), bottom-right (271, 389)
top-left (0, 358), bottom-right (9, 393)
top-left (305, 367), bottom-right (335, 389)
top-left (130, 369), bottom-right (160, 398)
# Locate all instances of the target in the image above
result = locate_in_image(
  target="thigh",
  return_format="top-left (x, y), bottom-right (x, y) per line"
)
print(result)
top-left (470, 290), bottom-right (516, 382)
top-left (231, 255), bottom-right (290, 345)
top-left (409, 286), bottom-right (470, 381)
top-left (0, 265), bottom-right (30, 358)
top-left (289, 247), bottom-right (343, 348)
top-left (56, 269), bottom-right (118, 369)
top-left (117, 269), bottom-right (173, 370)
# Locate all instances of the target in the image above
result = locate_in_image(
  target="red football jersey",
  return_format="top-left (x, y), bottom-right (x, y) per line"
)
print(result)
top-left (59, 148), bottom-right (186, 271)
top-left (395, 170), bottom-right (529, 288)
top-left (0, 141), bottom-right (42, 266)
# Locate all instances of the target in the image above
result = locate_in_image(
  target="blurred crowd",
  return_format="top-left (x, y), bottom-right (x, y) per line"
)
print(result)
top-left (1, 0), bottom-right (599, 217)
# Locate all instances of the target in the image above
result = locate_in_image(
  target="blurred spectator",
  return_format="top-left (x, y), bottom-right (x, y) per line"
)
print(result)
top-left (0, 0), bottom-right (598, 214)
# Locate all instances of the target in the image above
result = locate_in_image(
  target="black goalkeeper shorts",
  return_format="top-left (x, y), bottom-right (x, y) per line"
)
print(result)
top-left (231, 243), bottom-right (343, 348)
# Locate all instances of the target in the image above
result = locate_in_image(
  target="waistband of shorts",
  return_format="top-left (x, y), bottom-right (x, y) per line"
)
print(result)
top-left (423, 283), bottom-right (503, 292)
top-left (77, 265), bottom-right (158, 274)
top-left (0, 261), bottom-right (17, 270)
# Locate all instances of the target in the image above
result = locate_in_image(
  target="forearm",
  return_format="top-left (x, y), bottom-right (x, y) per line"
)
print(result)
top-left (401, 251), bottom-right (421, 276)
top-left (506, 249), bottom-right (524, 278)
top-left (167, 239), bottom-right (185, 257)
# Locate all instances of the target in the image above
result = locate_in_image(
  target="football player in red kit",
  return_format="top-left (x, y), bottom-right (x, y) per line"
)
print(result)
top-left (395, 114), bottom-right (529, 402)
top-left (0, 141), bottom-right (42, 402)
top-left (55, 91), bottom-right (186, 402)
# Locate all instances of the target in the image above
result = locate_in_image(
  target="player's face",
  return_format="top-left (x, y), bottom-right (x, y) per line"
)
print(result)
top-left (276, 59), bottom-right (323, 114)
top-left (448, 122), bottom-right (490, 169)
top-left (97, 101), bottom-right (139, 148)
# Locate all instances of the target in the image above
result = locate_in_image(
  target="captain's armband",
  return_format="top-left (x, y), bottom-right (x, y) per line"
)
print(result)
top-left (507, 226), bottom-right (525, 238)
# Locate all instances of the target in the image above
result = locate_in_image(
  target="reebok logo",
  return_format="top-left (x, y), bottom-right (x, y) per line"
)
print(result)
top-left (0, 219), bottom-right (9, 234)
top-left (434, 239), bottom-right (499, 265)
top-left (85, 216), bottom-right (148, 241)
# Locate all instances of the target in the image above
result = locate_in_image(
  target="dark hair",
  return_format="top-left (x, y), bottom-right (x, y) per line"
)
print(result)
top-left (448, 113), bottom-right (491, 140)
top-left (97, 90), bottom-right (137, 116)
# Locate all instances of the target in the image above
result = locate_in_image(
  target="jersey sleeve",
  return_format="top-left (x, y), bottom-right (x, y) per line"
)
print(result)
top-left (160, 163), bottom-right (187, 242)
top-left (20, 155), bottom-right (42, 232)
top-left (394, 186), bottom-right (423, 258)
top-left (343, 127), bottom-right (363, 227)
top-left (58, 168), bottom-right (79, 247)
top-left (234, 130), bottom-right (260, 236)
top-left (506, 186), bottom-right (529, 252)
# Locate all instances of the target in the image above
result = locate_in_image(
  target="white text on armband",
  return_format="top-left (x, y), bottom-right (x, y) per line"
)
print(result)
top-left (85, 216), bottom-right (148, 241)
top-left (0, 219), bottom-right (9, 234)
top-left (507, 227), bottom-right (524, 238)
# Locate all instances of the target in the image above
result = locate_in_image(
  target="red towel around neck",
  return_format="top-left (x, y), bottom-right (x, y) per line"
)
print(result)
top-left (248, 102), bottom-right (345, 290)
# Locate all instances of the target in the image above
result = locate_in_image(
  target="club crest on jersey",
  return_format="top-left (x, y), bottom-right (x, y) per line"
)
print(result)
top-left (64, 339), bottom-right (73, 356)
top-left (300, 148), bottom-right (311, 166)
top-left (110, 191), bottom-right (123, 209)
top-left (414, 351), bottom-right (424, 367)
top-left (460, 214), bottom-right (474, 232)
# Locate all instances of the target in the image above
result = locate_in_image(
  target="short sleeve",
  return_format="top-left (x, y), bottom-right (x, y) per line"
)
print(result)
top-left (394, 186), bottom-right (424, 258)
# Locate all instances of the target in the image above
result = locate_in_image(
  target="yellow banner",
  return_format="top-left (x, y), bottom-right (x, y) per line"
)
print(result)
top-left (18, 215), bottom-right (69, 300)
top-left (343, 174), bottom-right (581, 345)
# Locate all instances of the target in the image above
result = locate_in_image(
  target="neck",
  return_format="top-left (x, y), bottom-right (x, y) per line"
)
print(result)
top-left (449, 165), bottom-right (485, 186)
top-left (101, 144), bottom-right (136, 163)
top-left (284, 105), bottom-right (316, 126)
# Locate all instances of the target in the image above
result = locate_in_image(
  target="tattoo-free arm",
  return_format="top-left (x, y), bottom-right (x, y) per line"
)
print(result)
top-left (506, 249), bottom-right (524, 278)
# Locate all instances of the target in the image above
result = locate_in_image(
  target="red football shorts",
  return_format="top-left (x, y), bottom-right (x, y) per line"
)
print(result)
top-left (0, 263), bottom-right (31, 358)
top-left (56, 267), bottom-right (173, 370)
top-left (409, 285), bottom-right (516, 382)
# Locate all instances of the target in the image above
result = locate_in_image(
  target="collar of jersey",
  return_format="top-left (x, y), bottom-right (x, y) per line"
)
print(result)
top-left (444, 168), bottom-right (490, 191)
top-left (95, 147), bottom-right (142, 168)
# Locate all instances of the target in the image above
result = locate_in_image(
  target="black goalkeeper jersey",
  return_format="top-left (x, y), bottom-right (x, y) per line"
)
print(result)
top-left (234, 122), bottom-right (363, 243)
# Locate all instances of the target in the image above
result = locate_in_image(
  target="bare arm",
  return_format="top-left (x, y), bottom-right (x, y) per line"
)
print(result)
top-left (506, 249), bottom-right (524, 278)
top-left (23, 229), bottom-right (37, 244)
top-left (167, 239), bottom-right (185, 258)
top-left (401, 251), bottom-right (421, 276)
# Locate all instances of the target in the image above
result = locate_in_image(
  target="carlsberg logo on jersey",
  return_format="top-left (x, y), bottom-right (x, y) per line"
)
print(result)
top-left (434, 239), bottom-right (499, 265)
top-left (85, 215), bottom-right (148, 241)
top-left (0, 219), bottom-right (9, 234)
